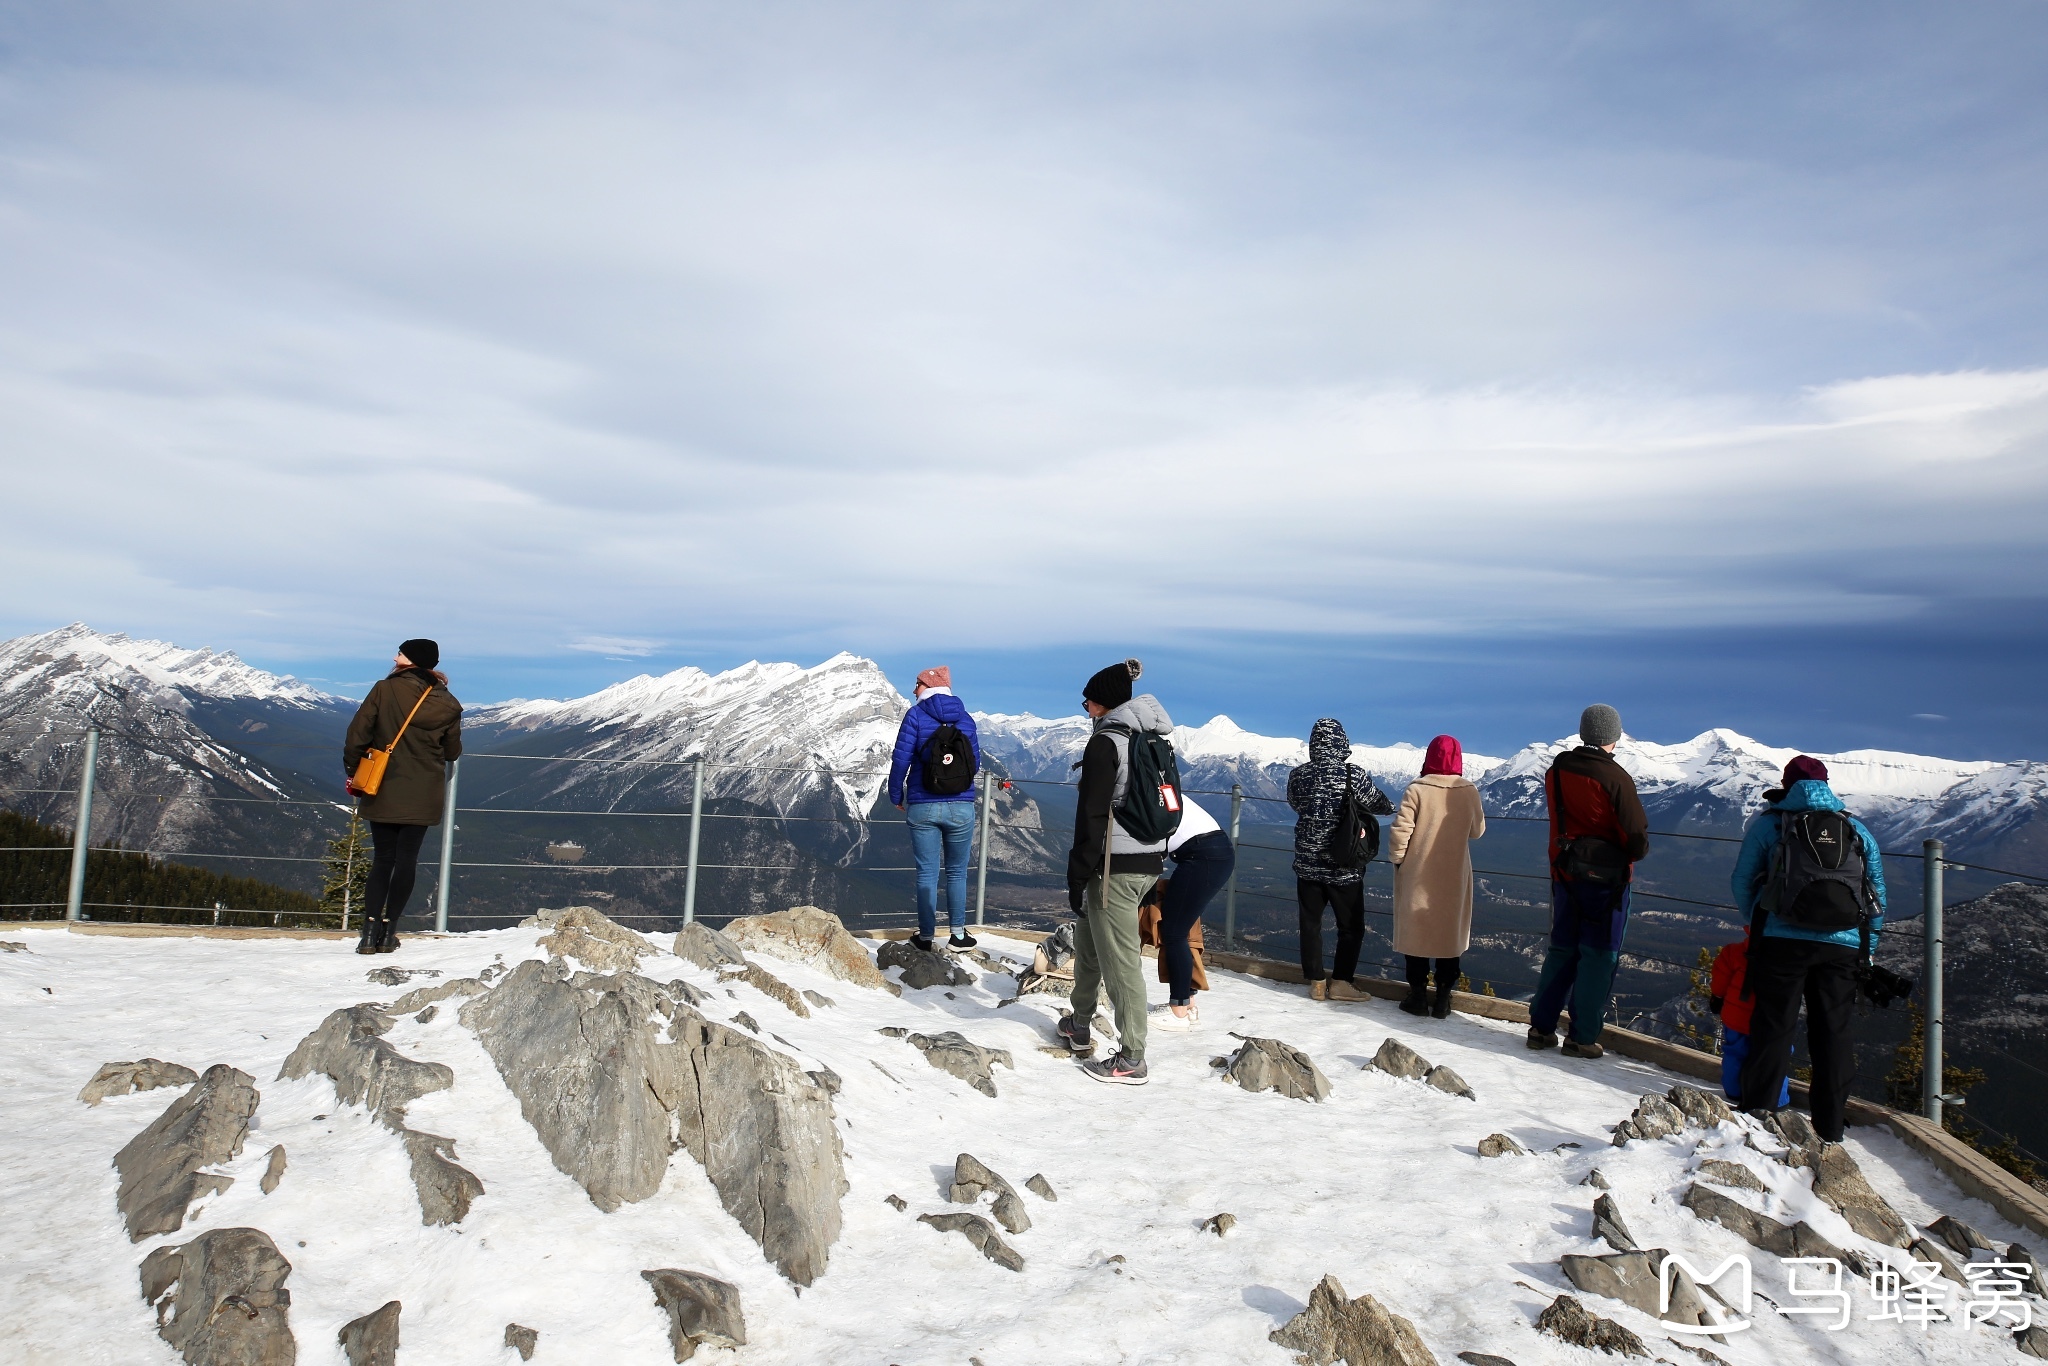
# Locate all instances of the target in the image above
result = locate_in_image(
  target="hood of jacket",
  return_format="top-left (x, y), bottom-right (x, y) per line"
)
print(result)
top-left (915, 691), bottom-right (971, 725)
top-left (1774, 778), bottom-right (1845, 814)
top-left (1308, 717), bottom-right (1349, 764)
top-left (1099, 693), bottom-right (1172, 735)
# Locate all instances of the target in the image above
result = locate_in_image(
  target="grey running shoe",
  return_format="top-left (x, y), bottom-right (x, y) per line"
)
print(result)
top-left (1081, 1050), bottom-right (1149, 1085)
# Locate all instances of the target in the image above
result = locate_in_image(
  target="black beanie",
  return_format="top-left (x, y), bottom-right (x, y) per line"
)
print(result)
top-left (399, 638), bottom-right (440, 671)
top-left (1083, 657), bottom-right (1142, 709)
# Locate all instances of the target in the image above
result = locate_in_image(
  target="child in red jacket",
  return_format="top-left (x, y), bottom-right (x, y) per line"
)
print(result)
top-left (1710, 938), bottom-right (1792, 1105)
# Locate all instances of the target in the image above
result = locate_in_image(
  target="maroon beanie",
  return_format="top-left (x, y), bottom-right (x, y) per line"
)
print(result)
top-left (1782, 755), bottom-right (1829, 786)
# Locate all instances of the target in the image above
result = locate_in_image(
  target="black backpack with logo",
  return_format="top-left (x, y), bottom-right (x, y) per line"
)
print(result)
top-left (1761, 808), bottom-right (1875, 933)
top-left (920, 717), bottom-right (978, 796)
top-left (1328, 773), bottom-right (1382, 868)
top-left (1103, 723), bottom-right (1185, 844)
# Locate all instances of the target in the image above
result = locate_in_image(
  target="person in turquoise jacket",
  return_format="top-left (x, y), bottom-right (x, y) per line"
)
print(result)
top-left (1731, 755), bottom-right (1886, 1143)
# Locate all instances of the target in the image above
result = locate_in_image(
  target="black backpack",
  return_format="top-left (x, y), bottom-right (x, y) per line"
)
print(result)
top-left (1761, 809), bottom-right (1874, 933)
top-left (1328, 773), bottom-right (1382, 868)
top-left (1103, 723), bottom-right (1185, 844)
top-left (920, 719), bottom-right (977, 796)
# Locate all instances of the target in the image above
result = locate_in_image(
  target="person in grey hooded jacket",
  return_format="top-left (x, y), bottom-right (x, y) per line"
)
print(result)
top-left (1060, 658), bottom-right (1172, 1086)
top-left (1286, 717), bottom-right (1393, 999)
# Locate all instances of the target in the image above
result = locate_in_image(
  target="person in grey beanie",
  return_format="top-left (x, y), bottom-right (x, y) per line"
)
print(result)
top-left (1526, 704), bottom-right (1649, 1057)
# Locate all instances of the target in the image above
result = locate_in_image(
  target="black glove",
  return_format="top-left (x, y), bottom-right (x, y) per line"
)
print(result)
top-left (1708, 995), bottom-right (1724, 1016)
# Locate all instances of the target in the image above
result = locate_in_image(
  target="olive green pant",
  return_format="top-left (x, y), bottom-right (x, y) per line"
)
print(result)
top-left (1070, 871), bottom-right (1155, 1061)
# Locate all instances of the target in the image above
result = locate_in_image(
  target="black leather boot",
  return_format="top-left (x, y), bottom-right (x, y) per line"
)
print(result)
top-left (1399, 955), bottom-right (1429, 1015)
top-left (355, 919), bottom-right (380, 954)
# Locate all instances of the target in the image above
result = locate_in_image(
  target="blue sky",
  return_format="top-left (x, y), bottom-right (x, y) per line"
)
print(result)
top-left (4, 3), bottom-right (2046, 757)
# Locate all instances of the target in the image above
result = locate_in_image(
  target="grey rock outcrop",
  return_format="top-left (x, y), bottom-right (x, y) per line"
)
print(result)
top-left (0, 939), bottom-right (26, 951)
top-left (1534, 1294), bottom-right (1644, 1357)
top-left (1367, 1038), bottom-right (1430, 1081)
top-left (278, 1006), bottom-right (452, 1128)
top-left (1204, 1212), bottom-right (1237, 1236)
top-left (260, 1145), bottom-right (286, 1195)
top-left (2009, 1243), bottom-right (2048, 1298)
top-left (802, 989), bottom-right (834, 1009)
top-left (1679, 1183), bottom-right (1866, 1273)
top-left (139, 1227), bottom-right (296, 1366)
top-left (1476, 1134), bottom-right (1526, 1158)
top-left (461, 959), bottom-right (846, 1283)
top-left (642, 1270), bottom-right (746, 1362)
top-left (404, 1130), bottom-right (485, 1225)
top-left (1694, 1159), bottom-right (1764, 1192)
top-left (366, 966), bottom-right (441, 986)
top-left (892, 1030), bottom-right (1014, 1097)
top-left (1667, 1084), bottom-right (1734, 1127)
top-left (723, 905), bottom-right (897, 994)
top-left (1268, 1274), bottom-right (1436, 1366)
top-left (388, 978), bottom-right (486, 1014)
top-left (2019, 1324), bottom-right (2048, 1359)
top-left (717, 961), bottom-right (811, 1016)
top-left (1223, 1036), bottom-right (1331, 1101)
top-left (1026, 1173), bottom-right (1057, 1201)
top-left (1580, 1168), bottom-right (1611, 1189)
top-left (877, 938), bottom-right (975, 989)
top-left (1560, 1249), bottom-right (1716, 1332)
top-left (951, 1153), bottom-right (1031, 1234)
top-left (1909, 1235), bottom-right (1970, 1284)
top-left (918, 1212), bottom-right (1025, 1272)
top-left (1591, 1194), bottom-right (1637, 1252)
top-left (1809, 1143), bottom-right (1912, 1246)
top-left (672, 921), bottom-right (748, 970)
top-left (1454, 1355), bottom-right (1516, 1366)
top-left (505, 1324), bottom-right (539, 1361)
top-left (1610, 1094), bottom-right (1686, 1145)
top-left (114, 1063), bottom-right (259, 1241)
top-left (338, 1301), bottom-right (400, 1366)
top-left (1926, 1213), bottom-right (1992, 1256)
top-left (525, 905), bottom-right (659, 973)
top-left (1424, 1065), bottom-right (1474, 1100)
top-left (80, 1058), bottom-right (199, 1106)
top-left (277, 1003), bottom-right (482, 1225)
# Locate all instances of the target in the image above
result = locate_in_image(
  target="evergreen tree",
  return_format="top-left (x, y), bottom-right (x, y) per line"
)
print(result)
top-left (319, 812), bottom-right (370, 928)
top-left (1673, 946), bottom-right (1721, 1054)
top-left (1886, 1005), bottom-right (2036, 1183)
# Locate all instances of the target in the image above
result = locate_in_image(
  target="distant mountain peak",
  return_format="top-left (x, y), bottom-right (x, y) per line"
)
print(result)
top-left (0, 623), bottom-right (337, 708)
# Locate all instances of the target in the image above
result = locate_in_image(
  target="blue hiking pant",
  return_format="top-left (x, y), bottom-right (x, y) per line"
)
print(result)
top-left (1529, 879), bottom-right (1631, 1045)
top-left (906, 800), bottom-right (975, 937)
top-left (1720, 1026), bottom-right (1790, 1106)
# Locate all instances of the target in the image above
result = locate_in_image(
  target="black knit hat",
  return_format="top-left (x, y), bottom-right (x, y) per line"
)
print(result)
top-left (1083, 657), bottom-right (1142, 709)
top-left (399, 638), bottom-right (440, 671)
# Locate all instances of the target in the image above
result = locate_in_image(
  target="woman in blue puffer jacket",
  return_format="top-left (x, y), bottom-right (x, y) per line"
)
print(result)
top-left (887, 666), bottom-right (982, 951)
top-left (1730, 754), bottom-right (1886, 1143)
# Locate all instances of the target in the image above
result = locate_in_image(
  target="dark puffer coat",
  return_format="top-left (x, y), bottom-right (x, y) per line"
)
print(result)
top-left (1286, 717), bottom-right (1393, 886)
top-left (344, 668), bottom-right (464, 825)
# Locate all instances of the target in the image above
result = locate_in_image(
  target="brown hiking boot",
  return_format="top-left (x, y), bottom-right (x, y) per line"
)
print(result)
top-left (1562, 1039), bottom-right (1605, 1059)
top-left (1327, 979), bottom-right (1366, 1002)
top-left (1526, 1027), bottom-right (1559, 1050)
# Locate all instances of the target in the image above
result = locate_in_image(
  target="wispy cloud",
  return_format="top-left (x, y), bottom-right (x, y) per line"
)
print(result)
top-left (1, 2), bottom-right (2044, 664)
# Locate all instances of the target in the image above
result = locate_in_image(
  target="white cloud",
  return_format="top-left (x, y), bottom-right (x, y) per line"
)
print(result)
top-left (1, 2), bottom-right (2045, 660)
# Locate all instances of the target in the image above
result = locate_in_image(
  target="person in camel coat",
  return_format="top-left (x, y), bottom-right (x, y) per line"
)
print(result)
top-left (1390, 735), bottom-right (1486, 1017)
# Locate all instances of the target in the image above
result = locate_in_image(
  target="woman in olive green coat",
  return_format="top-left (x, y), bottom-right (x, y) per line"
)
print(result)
top-left (343, 638), bottom-right (463, 952)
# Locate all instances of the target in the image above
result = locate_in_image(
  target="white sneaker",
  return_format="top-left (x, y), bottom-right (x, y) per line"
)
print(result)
top-left (1152, 1004), bottom-right (1199, 1030)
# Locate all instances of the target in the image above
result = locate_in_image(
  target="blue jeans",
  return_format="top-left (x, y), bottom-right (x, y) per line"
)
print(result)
top-left (906, 800), bottom-right (975, 937)
top-left (1161, 830), bottom-right (1235, 1003)
top-left (1721, 1025), bottom-right (1790, 1106)
top-left (1529, 879), bottom-right (1631, 1044)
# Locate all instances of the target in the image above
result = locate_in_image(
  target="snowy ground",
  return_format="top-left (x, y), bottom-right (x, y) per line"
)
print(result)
top-left (0, 920), bottom-right (2037, 1365)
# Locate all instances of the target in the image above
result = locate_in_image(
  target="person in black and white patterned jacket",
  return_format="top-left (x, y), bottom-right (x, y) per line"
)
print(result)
top-left (1286, 717), bottom-right (1393, 1000)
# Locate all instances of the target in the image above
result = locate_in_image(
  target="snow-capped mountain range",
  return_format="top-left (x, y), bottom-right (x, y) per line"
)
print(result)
top-left (4, 625), bottom-right (2045, 886)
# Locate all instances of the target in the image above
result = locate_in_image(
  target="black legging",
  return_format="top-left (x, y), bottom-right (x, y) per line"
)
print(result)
top-left (1405, 954), bottom-right (1462, 997)
top-left (363, 822), bottom-right (430, 933)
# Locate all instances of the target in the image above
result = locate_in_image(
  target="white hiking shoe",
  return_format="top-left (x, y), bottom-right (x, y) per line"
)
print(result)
top-left (1152, 1004), bottom-right (1199, 1030)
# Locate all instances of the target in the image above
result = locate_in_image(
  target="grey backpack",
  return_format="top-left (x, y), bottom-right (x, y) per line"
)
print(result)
top-left (1761, 810), bottom-right (1874, 933)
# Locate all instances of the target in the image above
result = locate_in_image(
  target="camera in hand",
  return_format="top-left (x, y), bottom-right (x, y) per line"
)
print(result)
top-left (1854, 962), bottom-right (1914, 1009)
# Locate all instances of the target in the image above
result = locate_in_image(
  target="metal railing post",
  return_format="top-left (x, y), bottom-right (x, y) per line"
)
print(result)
top-left (1224, 782), bottom-right (1243, 949)
top-left (682, 756), bottom-right (705, 925)
top-left (1923, 837), bottom-right (1944, 1124)
top-left (64, 726), bottom-right (100, 922)
top-left (434, 758), bottom-right (459, 933)
top-left (973, 772), bottom-right (994, 927)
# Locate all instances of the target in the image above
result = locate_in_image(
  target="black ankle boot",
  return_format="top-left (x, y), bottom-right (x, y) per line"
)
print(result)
top-left (1399, 984), bottom-right (1428, 1016)
top-left (1430, 980), bottom-right (1454, 1018)
top-left (354, 927), bottom-right (378, 955)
